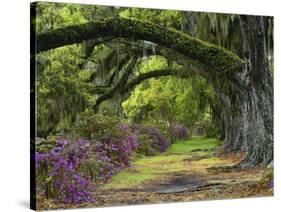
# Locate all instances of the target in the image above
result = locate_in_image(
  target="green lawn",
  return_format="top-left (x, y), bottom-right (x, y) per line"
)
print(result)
top-left (104, 136), bottom-right (222, 189)
top-left (166, 136), bottom-right (221, 155)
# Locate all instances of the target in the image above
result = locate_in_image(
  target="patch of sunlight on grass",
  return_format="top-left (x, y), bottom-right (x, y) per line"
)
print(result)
top-left (195, 157), bottom-right (222, 165)
top-left (105, 157), bottom-right (187, 189)
top-left (135, 154), bottom-right (187, 165)
top-left (104, 170), bottom-right (154, 189)
top-left (137, 158), bottom-right (186, 173)
top-left (104, 136), bottom-right (222, 189)
top-left (166, 136), bottom-right (222, 155)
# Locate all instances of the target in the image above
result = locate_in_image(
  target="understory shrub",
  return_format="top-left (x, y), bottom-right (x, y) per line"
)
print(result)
top-left (74, 111), bottom-right (121, 140)
top-left (136, 133), bottom-right (157, 156)
top-left (132, 124), bottom-right (169, 155)
top-left (36, 139), bottom-right (95, 203)
top-left (147, 127), bottom-right (169, 152)
top-left (172, 123), bottom-right (188, 140)
top-left (36, 114), bottom-right (139, 204)
top-left (36, 113), bottom-right (174, 203)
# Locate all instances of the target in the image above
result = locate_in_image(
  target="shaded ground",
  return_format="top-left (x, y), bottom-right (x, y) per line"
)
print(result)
top-left (93, 137), bottom-right (272, 206)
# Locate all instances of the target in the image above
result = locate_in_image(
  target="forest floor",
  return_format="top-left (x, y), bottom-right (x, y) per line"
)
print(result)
top-left (92, 137), bottom-right (273, 207)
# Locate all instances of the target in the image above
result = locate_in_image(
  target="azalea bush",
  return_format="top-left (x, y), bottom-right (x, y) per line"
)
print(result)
top-left (136, 133), bottom-right (157, 156)
top-left (35, 113), bottom-right (174, 203)
top-left (74, 113), bottom-right (139, 175)
top-left (36, 139), bottom-right (95, 203)
top-left (74, 111), bottom-right (121, 140)
top-left (36, 118), bottom-right (139, 204)
top-left (172, 124), bottom-right (188, 140)
top-left (147, 127), bottom-right (169, 152)
top-left (132, 124), bottom-right (169, 155)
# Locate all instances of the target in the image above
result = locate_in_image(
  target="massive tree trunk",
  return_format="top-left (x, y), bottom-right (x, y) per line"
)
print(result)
top-left (205, 16), bottom-right (273, 167)
top-left (228, 16), bottom-right (273, 167)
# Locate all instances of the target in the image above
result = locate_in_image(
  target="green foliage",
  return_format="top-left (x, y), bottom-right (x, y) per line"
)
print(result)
top-left (35, 3), bottom-right (125, 136)
top-left (122, 60), bottom-right (217, 138)
top-left (136, 134), bottom-right (157, 156)
top-left (35, 2), bottom-right (231, 141)
top-left (74, 111), bottom-right (121, 140)
top-left (36, 45), bottom-right (90, 137)
top-left (35, 3), bottom-right (84, 34)
top-left (119, 8), bottom-right (185, 30)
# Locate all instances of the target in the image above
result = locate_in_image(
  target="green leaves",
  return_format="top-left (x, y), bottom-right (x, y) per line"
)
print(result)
top-left (35, 3), bottom-right (239, 139)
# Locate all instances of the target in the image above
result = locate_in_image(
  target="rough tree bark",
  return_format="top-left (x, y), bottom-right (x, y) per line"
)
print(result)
top-left (221, 16), bottom-right (273, 167)
top-left (220, 16), bottom-right (273, 167)
top-left (235, 15), bottom-right (273, 167)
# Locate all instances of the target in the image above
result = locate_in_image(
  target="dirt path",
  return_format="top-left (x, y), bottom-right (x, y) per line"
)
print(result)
top-left (92, 138), bottom-right (272, 207)
top-left (105, 173), bottom-right (207, 193)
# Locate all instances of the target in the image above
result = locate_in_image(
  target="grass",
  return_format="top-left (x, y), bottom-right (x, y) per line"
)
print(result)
top-left (104, 136), bottom-right (222, 190)
top-left (166, 136), bottom-right (221, 155)
top-left (105, 170), bottom-right (155, 188)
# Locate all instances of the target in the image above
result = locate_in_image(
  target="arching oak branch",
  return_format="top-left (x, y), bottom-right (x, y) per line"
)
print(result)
top-left (37, 17), bottom-right (244, 73)
top-left (105, 39), bottom-right (208, 77)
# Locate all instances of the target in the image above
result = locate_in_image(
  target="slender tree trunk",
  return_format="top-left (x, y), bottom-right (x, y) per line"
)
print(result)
top-left (215, 91), bottom-right (245, 153)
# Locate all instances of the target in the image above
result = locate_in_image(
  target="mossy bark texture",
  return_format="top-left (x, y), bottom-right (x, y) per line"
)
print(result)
top-left (37, 17), bottom-right (244, 73)
top-left (236, 15), bottom-right (273, 167)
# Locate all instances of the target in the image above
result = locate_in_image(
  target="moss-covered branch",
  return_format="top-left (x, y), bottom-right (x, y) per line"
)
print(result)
top-left (105, 39), bottom-right (207, 76)
top-left (37, 17), bottom-right (244, 73)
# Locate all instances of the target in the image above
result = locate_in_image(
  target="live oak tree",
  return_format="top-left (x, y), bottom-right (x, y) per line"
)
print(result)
top-left (34, 4), bottom-right (273, 167)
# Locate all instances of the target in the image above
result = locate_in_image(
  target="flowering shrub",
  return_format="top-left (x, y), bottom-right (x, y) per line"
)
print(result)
top-left (74, 113), bottom-right (139, 176)
top-left (131, 124), bottom-right (169, 155)
top-left (74, 112), bottom-right (121, 140)
top-left (36, 139), bottom-right (95, 203)
top-left (36, 124), bottom-right (139, 204)
top-left (147, 127), bottom-right (169, 152)
top-left (172, 124), bottom-right (188, 140)
top-left (92, 130), bottom-right (139, 177)
top-left (35, 113), bottom-right (173, 204)
top-left (135, 133), bottom-right (156, 156)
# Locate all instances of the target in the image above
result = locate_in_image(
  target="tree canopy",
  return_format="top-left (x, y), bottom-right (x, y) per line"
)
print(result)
top-left (33, 2), bottom-right (273, 167)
